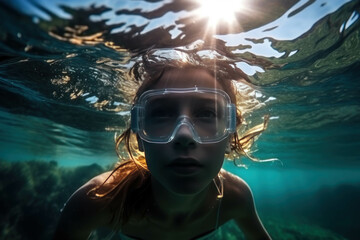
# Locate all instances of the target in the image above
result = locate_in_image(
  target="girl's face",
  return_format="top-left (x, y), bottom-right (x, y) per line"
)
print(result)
top-left (138, 68), bottom-right (230, 196)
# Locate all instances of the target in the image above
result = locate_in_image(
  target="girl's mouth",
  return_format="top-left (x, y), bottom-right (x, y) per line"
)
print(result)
top-left (167, 158), bottom-right (203, 175)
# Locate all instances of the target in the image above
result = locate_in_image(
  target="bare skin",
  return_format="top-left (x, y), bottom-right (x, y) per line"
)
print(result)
top-left (54, 69), bottom-right (271, 240)
top-left (54, 170), bottom-right (269, 240)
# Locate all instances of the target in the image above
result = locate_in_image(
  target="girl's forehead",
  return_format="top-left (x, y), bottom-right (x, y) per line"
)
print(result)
top-left (152, 68), bottom-right (222, 90)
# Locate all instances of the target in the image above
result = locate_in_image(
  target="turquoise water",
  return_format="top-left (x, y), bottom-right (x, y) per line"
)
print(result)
top-left (0, 0), bottom-right (359, 239)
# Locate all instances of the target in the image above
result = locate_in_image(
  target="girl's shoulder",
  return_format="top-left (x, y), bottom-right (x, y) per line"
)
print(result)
top-left (221, 169), bottom-right (252, 197)
top-left (85, 170), bottom-right (114, 187)
top-left (63, 171), bottom-right (114, 219)
top-left (219, 170), bottom-right (271, 239)
top-left (67, 171), bottom-right (113, 203)
top-left (54, 172), bottom-right (114, 239)
top-left (220, 169), bottom-right (255, 218)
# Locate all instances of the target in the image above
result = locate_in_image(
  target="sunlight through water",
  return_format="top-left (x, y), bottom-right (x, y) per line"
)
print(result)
top-left (195, 0), bottom-right (245, 26)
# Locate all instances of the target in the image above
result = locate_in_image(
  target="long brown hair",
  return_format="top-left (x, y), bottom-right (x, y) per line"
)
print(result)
top-left (88, 50), bottom-right (273, 227)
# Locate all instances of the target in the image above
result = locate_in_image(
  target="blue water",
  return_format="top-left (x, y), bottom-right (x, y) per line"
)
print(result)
top-left (0, 0), bottom-right (359, 239)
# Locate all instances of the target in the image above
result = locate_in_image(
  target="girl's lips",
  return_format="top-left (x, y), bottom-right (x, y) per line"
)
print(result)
top-left (167, 158), bottom-right (203, 175)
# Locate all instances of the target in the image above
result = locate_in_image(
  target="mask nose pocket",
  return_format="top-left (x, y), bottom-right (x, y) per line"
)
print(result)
top-left (170, 116), bottom-right (200, 143)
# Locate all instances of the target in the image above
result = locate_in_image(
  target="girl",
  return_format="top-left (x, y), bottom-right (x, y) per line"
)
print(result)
top-left (54, 50), bottom-right (271, 240)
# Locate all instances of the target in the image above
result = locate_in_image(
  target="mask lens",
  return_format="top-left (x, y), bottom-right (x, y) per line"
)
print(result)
top-left (191, 97), bottom-right (227, 141)
top-left (143, 96), bottom-right (179, 141)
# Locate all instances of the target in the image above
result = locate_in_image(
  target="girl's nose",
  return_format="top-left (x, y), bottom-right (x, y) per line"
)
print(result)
top-left (172, 124), bottom-right (197, 148)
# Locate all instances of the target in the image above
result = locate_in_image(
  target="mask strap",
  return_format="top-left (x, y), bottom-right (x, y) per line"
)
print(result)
top-left (213, 173), bottom-right (224, 199)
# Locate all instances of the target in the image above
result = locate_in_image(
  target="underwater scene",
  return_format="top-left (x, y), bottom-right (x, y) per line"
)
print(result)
top-left (0, 0), bottom-right (359, 239)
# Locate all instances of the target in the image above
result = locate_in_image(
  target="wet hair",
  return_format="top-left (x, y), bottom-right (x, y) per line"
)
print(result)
top-left (89, 49), bottom-right (272, 227)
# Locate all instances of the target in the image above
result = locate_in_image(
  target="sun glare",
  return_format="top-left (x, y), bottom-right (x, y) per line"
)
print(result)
top-left (196, 0), bottom-right (243, 26)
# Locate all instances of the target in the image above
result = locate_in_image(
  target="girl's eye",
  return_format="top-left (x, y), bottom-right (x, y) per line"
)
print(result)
top-left (149, 109), bottom-right (176, 119)
top-left (195, 110), bottom-right (217, 119)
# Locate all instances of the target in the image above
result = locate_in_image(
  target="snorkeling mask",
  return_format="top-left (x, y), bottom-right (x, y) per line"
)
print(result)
top-left (131, 87), bottom-right (236, 144)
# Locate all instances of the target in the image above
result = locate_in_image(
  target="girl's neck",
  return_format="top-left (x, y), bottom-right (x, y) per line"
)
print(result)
top-left (148, 177), bottom-right (215, 224)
